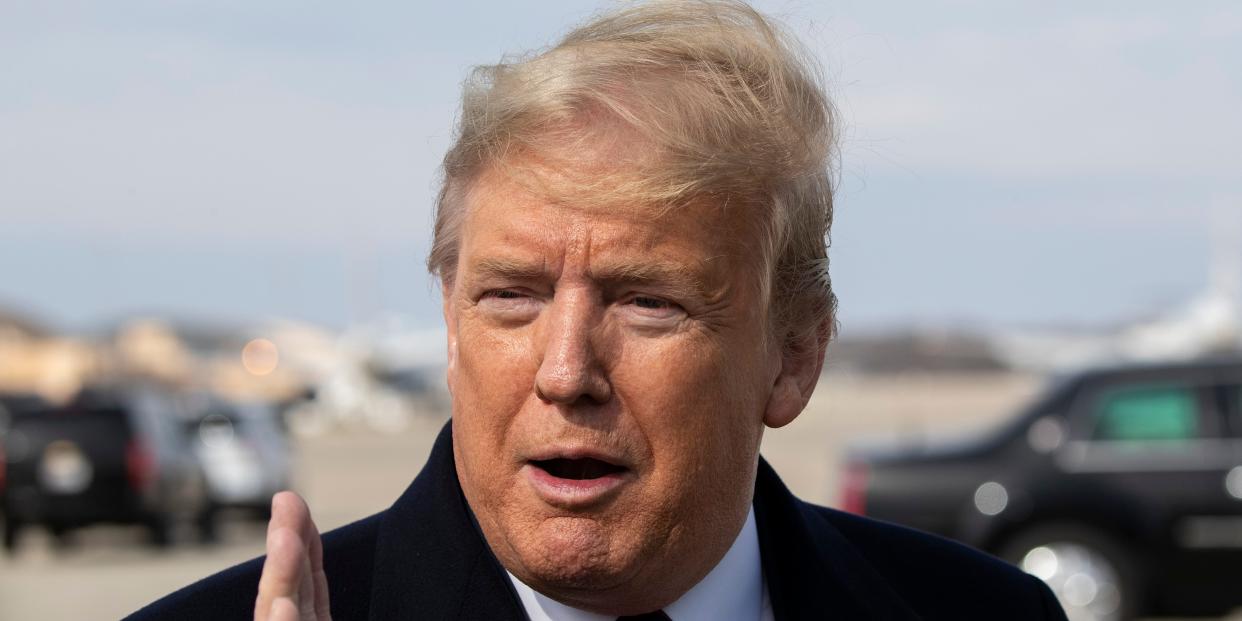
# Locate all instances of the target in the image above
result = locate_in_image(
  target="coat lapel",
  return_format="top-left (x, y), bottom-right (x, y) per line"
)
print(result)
top-left (754, 457), bottom-right (923, 621)
top-left (367, 421), bottom-right (528, 620)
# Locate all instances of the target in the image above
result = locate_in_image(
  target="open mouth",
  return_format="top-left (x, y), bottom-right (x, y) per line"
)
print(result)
top-left (530, 457), bottom-right (627, 480)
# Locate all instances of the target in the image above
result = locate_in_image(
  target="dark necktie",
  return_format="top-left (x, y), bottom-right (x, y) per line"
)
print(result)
top-left (617, 612), bottom-right (672, 621)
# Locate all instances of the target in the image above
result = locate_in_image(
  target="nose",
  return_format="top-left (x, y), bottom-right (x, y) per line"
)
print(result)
top-left (534, 289), bottom-right (611, 405)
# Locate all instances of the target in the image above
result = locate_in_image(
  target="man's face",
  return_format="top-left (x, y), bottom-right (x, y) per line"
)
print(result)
top-left (444, 164), bottom-right (783, 614)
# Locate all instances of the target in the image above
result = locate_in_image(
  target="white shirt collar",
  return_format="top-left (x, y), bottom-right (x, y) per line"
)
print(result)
top-left (507, 507), bottom-right (772, 621)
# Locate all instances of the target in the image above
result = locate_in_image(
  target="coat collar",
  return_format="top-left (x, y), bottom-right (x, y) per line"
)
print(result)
top-left (369, 422), bottom-right (920, 620)
top-left (368, 421), bottom-right (526, 620)
top-left (753, 459), bottom-right (922, 620)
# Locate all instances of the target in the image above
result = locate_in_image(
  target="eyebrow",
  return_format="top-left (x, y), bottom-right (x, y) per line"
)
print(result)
top-left (592, 261), bottom-right (712, 299)
top-left (470, 257), bottom-right (549, 283)
top-left (468, 256), bottom-right (716, 300)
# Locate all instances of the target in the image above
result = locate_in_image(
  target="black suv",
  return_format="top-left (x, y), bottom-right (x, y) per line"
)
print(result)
top-left (1, 385), bottom-right (210, 551)
top-left (0, 393), bottom-right (50, 521)
top-left (844, 358), bottom-right (1242, 621)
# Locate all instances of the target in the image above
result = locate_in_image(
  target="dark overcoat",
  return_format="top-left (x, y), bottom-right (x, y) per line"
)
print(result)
top-left (127, 423), bottom-right (1067, 620)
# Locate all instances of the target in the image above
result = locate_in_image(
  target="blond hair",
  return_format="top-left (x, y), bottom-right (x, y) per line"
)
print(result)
top-left (428, 0), bottom-right (838, 347)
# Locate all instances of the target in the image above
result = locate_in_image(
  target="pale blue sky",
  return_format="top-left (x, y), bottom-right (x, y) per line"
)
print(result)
top-left (2, 1), bottom-right (1239, 333)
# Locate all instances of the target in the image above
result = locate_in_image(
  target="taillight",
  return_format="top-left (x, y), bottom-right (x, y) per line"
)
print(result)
top-left (125, 441), bottom-right (155, 491)
top-left (840, 461), bottom-right (868, 515)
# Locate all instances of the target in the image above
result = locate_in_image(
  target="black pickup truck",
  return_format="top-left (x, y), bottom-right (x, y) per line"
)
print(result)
top-left (843, 358), bottom-right (1242, 621)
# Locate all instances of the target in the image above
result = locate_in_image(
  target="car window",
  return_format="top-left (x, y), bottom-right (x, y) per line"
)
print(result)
top-left (1091, 384), bottom-right (1202, 442)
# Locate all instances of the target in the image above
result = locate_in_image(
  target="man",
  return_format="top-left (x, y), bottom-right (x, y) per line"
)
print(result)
top-left (130, 2), bottom-right (1068, 619)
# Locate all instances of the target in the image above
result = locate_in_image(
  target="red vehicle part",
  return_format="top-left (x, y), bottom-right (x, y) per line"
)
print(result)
top-left (125, 440), bottom-right (155, 493)
top-left (840, 460), bottom-right (868, 516)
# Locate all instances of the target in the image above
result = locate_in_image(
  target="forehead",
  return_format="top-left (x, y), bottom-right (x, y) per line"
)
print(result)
top-left (458, 166), bottom-right (751, 271)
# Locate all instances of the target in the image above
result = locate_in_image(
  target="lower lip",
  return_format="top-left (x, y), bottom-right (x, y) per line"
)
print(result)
top-left (522, 463), bottom-right (632, 508)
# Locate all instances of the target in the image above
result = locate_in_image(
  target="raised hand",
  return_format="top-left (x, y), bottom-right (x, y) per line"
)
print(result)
top-left (254, 491), bottom-right (331, 621)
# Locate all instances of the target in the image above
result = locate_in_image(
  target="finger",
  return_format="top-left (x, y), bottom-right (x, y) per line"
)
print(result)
top-left (268, 597), bottom-right (299, 621)
top-left (260, 491), bottom-right (311, 614)
top-left (274, 491), bottom-right (329, 620)
top-left (256, 527), bottom-right (307, 621)
top-left (307, 515), bottom-right (332, 619)
top-left (298, 536), bottom-right (315, 618)
top-left (257, 492), bottom-right (328, 621)
top-left (268, 491), bottom-right (312, 543)
top-left (262, 491), bottom-right (331, 621)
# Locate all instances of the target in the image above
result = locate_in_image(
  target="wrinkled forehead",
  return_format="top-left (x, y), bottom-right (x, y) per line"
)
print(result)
top-left (444, 111), bottom-right (777, 291)
top-left (454, 162), bottom-right (775, 312)
top-left (454, 178), bottom-right (774, 322)
top-left (461, 158), bottom-right (748, 252)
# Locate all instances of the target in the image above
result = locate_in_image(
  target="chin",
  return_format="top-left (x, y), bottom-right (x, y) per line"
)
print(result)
top-left (515, 516), bottom-right (636, 591)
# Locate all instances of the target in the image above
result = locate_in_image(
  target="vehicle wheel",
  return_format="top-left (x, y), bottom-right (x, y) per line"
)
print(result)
top-left (197, 506), bottom-right (220, 544)
top-left (1002, 525), bottom-right (1139, 621)
top-left (48, 524), bottom-right (74, 551)
top-left (146, 515), bottom-right (174, 549)
top-left (2, 519), bottom-right (19, 554)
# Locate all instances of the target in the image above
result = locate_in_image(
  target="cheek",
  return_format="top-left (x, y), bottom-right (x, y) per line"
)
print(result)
top-left (453, 317), bottom-right (538, 415)
top-left (613, 331), bottom-right (768, 473)
top-left (450, 317), bottom-right (540, 488)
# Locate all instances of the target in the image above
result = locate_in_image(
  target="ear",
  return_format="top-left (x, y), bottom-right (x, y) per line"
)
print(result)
top-left (441, 280), bottom-right (458, 397)
top-left (762, 320), bottom-right (830, 429)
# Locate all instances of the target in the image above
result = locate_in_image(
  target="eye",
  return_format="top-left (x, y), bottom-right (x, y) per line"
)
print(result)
top-left (476, 289), bottom-right (542, 321)
top-left (485, 290), bottom-right (526, 300)
top-left (621, 294), bottom-right (685, 323)
top-left (633, 296), bottom-right (672, 310)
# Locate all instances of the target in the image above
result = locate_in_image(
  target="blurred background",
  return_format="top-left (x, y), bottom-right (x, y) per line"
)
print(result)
top-left (1, 1), bottom-right (1240, 620)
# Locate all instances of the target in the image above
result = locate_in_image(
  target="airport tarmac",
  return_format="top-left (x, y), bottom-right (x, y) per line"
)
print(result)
top-left (1, 372), bottom-right (1237, 620)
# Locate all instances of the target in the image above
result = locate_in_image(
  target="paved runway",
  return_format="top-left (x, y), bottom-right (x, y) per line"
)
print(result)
top-left (1, 373), bottom-right (1237, 620)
